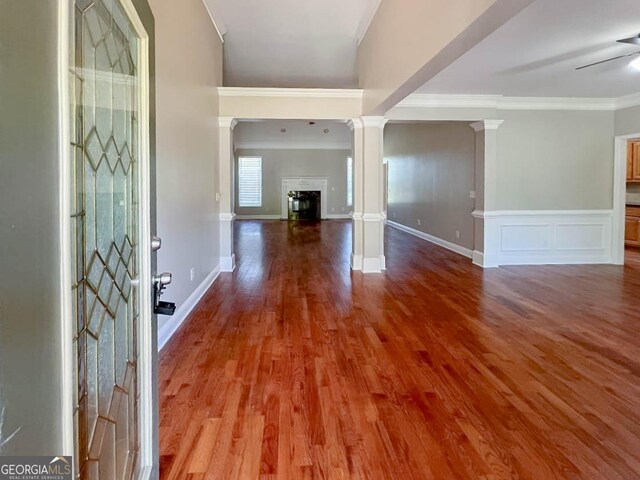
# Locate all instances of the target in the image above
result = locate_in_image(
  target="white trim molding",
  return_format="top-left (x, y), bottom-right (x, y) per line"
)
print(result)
top-left (474, 210), bottom-right (614, 266)
top-left (218, 117), bottom-right (238, 129)
top-left (396, 93), bottom-right (640, 112)
top-left (326, 214), bottom-right (352, 220)
top-left (235, 141), bottom-right (351, 150)
top-left (387, 221), bottom-right (472, 259)
top-left (201, 0), bottom-right (226, 43)
top-left (158, 265), bottom-right (221, 351)
top-left (218, 87), bottom-right (364, 99)
top-left (470, 119), bottom-right (504, 132)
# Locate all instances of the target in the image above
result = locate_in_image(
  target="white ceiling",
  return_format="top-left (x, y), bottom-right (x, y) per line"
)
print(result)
top-left (234, 120), bottom-right (351, 148)
top-left (206, 0), bottom-right (380, 88)
top-left (416, 0), bottom-right (640, 98)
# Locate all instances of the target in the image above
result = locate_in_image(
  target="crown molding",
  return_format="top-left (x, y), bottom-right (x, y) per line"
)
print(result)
top-left (396, 93), bottom-right (640, 111)
top-left (355, 0), bottom-right (382, 46)
top-left (616, 92), bottom-right (640, 110)
top-left (397, 94), bottom-right (501, 109)
top-left (201, 0), bottom-right (226, 44)
top-left (235, 141), bottom-right (351, 150)
top-left (499, 97), bottom-right (617, 111)
top-left (218, 87), bottom-right (364, 99)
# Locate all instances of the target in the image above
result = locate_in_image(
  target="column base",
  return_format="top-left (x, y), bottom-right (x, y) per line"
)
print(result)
top-left (472, 251), bottom-right (498, 268)
top-left (220, 254), bottom-right (236, 272)
top-left (350, 254), bottom-right (363, 271)
top-left (362, 255), bottom-right (386, 274)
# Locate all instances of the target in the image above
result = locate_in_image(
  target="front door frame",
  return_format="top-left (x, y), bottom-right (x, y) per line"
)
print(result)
top-left (58, 0), bottom-right (154, 476)
top-left (613, 133), bottom-right (640, 265)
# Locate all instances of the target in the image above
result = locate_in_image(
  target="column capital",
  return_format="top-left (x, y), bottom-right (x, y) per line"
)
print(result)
top-left (218, 117), bottom-right (238, 130)
top-left (470, 119), bottom-right (504, 132)
top-left (361, 116), bottom-right (389, 128)
top-left (346, 118), bottom-right (363, 130)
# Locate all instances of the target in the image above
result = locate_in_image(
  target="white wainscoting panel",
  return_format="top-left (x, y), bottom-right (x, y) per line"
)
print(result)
top-left (478, 210), bottom-right (613, 265)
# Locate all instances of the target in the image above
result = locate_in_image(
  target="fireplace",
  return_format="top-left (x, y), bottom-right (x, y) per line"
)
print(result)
top-left (288, 191), bottom-right (321, 220)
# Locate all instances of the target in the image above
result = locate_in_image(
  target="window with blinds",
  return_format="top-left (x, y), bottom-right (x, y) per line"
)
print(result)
top-left (347, 157), bottom-right (353, 206)
top-left (238, 157), bottom-right (263, 207)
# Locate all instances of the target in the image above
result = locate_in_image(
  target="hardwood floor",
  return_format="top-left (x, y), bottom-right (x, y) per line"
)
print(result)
top-left (159, 220), bottom-right (640, 479)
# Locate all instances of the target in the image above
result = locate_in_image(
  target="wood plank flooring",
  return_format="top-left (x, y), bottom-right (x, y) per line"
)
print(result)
top-left (159, 220), bottom-right (640, 479)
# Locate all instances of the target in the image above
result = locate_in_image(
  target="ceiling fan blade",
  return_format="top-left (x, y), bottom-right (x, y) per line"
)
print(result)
top-left (618, 35), bottom-right (640, 45)
top-left (576, 51), bottom-right (640, 70)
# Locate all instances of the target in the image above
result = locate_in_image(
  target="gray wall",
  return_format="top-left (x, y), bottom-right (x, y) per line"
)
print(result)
top-left (149, 0), bottom-right (223, 333)
top-left (234, 149), bottom-right (352, 217)
top-left (615, 105), bottom-right (640, 137)
top-left (384, 122), bottom-right (475, 250)
top-left (496, 110), bottom-right (615, 210)
top-left (0, 0), bottom-right (64, 455)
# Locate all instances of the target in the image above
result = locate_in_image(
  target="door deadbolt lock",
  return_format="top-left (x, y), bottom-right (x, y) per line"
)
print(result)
top-left (153, 272), bottom-right (176, 316)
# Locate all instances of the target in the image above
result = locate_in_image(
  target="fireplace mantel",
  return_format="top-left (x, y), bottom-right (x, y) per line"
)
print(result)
top-left (281, 177), bottom-right (328, 220)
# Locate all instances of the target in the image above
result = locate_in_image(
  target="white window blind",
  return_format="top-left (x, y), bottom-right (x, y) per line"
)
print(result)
top-left (347, 157), bottom-right (353, 206)
top-left (238, 157), bottom-right (262, 207)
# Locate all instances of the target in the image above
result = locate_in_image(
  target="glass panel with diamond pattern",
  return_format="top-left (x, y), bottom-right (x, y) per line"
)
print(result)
top-left (71, 1), bottom-right (140, 478)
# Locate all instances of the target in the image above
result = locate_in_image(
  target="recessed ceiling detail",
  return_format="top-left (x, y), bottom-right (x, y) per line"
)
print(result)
top-left (205, 0), bottom-right (381, 88)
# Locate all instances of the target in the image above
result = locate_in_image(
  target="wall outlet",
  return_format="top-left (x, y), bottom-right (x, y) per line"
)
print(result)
top-left (417, 219), bottom-right (422, 226)
top-left (190, 267), bottom-right (195, 282)
top-left (456, 230), bottom-right (460, 239)
top-left (470, 191), bottom-right (476, 199)
top-left (332, 207), bottom-right (335, 212)
top-left (215, 193), bottom-right (221, 201)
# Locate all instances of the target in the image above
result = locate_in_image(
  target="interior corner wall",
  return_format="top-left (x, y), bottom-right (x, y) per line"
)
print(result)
top-left (149, 0), bottom-right (223, 331)
top-left (615, 105), bottom-right (640, 137)
top-left (496, 110), bottom-right (615, 210)
top-left (234, 149), bottom-right (352, 217)
top-left (384, 122), bottom-right (475, 250)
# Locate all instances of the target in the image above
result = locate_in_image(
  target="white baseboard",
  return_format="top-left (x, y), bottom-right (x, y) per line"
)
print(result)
top-left (158, 264), bottom-right (221, 351)
top-left (387, 220), bottom-right (472, 259)
top-left (475, 210), bottom-right (614, 266)
top-left (326, 214), bottom-right (352, 219)
top-left (235, 215), bottom-right (281, 220)
top-left (220, 254), bottom-right (235, 272)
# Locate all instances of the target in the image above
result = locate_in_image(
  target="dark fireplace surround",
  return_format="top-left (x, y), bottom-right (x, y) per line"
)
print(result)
top-left (288, 190), bottom-right (321, 220)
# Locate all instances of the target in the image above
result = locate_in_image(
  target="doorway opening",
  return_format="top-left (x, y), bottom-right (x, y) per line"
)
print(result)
top-left (616, 136), bottom-right (640, 265)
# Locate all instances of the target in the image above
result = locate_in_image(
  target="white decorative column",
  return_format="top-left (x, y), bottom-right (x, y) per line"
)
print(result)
top-left (470, 119), bottom-right (503, 268)
top-left (361, 116), bottom-right (388, 273)
top-left (348, 118), bottom-right (364, 270)
top-left (218, 117), bottom-right (237, 272)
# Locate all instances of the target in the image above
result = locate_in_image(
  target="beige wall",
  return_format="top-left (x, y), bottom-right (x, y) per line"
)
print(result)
top-left (384, 122), bottom-right (476, 250)
top-left (496, 110), bottom-right (615, 210)
top-left (234, 149), bottom-right (352, 217)
top-left (615, 105), bottom-right (640, 137)
top-left (150, 0), bottom-right (223, 325)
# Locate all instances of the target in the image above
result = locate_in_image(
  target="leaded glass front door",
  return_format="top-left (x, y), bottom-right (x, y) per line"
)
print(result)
top-left (70, 1), bottom-right (147, 478)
